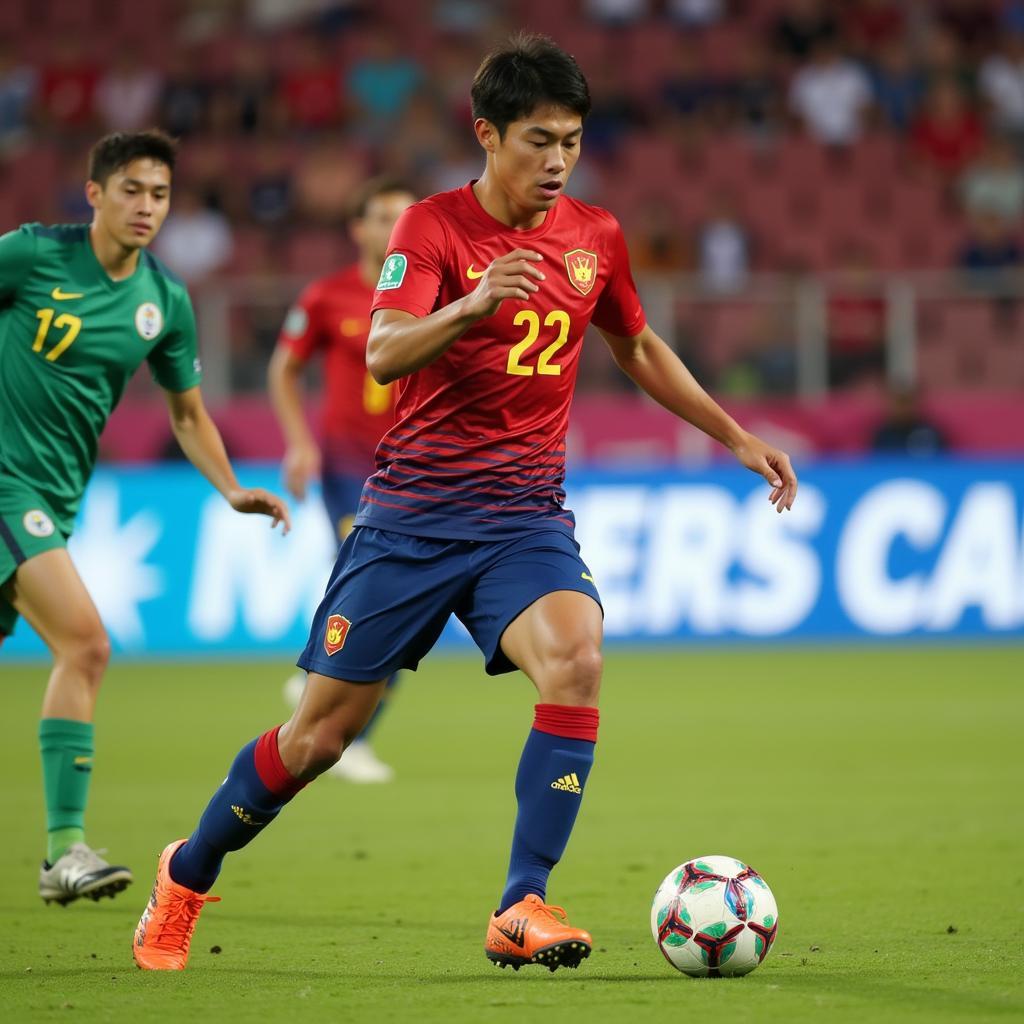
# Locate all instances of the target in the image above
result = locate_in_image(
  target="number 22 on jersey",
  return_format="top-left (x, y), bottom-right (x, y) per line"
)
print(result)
top-left (33, 308), bottom-right (83, 362)
top-left (507, 309), bottom-right (571, 377)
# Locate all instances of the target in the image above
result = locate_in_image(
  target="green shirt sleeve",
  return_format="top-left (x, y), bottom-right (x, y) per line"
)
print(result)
top-left (148, 287), bottom-right (203, 392)
top-left (0, 225), bottom-right (38, 302)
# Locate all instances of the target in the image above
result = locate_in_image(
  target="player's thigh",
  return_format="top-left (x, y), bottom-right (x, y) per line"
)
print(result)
top-left (458, 530), bottom-right (604, 694)
top-left (6, 547), bottom-right (106, 656)
top-left (297, 526), bottom-right (470, 683)
top-left (280, 672), bottom-right (388, 756)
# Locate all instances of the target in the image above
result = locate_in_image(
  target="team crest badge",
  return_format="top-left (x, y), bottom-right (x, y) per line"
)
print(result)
top-left (376, 253), bottom-right (408, 290)
top-left (134, 302), bottom-right (163, 340)
top-left (23, 509), bottom-right (55, 538)
top-left (563, 249), bottom-right (598, 296)
top-left (323, 614), bottom-right (352, 656)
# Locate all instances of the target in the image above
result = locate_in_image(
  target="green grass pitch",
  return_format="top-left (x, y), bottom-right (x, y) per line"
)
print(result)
top-left (2, 647), bottom-right (1022, 1022)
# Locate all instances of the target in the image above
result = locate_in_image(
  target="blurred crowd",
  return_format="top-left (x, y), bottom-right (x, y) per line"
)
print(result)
top-left (2, 0), bottom-right (1023, 397)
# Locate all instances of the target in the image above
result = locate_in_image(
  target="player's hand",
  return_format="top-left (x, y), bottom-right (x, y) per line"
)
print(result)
top-left (730, 432), bottom-right (798, 513)
top-left (227, 487), bottom-right (293, 534)
top-left (282, 442), bottom-right (321, 501)
top-left (463, 249), bottom-right (545, 319)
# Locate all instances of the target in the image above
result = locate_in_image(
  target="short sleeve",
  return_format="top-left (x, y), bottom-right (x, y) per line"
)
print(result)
top-left (277, 282), bottom-right (324, 361)
top-left (0, 225), bottom-right (37, 302)
top-left (592, 220), bottom-right (646, 337)
top-left (148, 289), bottom-right (203, 392)
top-left (370, 203), bottom-right (446, 318)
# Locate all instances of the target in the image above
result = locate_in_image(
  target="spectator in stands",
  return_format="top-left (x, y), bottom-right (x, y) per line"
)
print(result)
top-left (870, 38), bottom-right (926, 132)
top-left (36, 36), bottom-right (99, 132)
top-left (936, 0), bottom-right (997, 60)
top-left (660, 39), bottom-right (718, 128)
top-left (845, 0), bottom-right (906, 58)
top-left (723, 38), bottom-right (784, 140)
top-left (665, 0), bottom-right (724, 30)
top-left (279, 35), bottom-right (344, 131)
top-left (959, 133), bottom-right (1024, 222)
top-left (827, 242), bottom-right (887, 389)
top-left (956, 208), bottom-right (1023, 288)
top-left (208, 39), bottom-right (279, 137)
top-left (626, 196), bottom-right (689, 272)
top-left (911, 78), bottom-right (984, 178)
top-left (920, 24), bottom-right (973, 94)
top-left (771, 0), bottom-right (839, 65)
top-left (870, 383), bottom-right (949, 456)
top-left (431, 36), bottom-right (477, 127)
top-left (158, 51), bottom-right (209, 138)
top-left (588, 60), bottom-right (649, 158)
top-left (153, 186), bottom-right (234, 284)
top-left (979, 32), bottom-right (1024, 145)
top-left (789, 39), bottom-right (873, 147)
top-left (94, 51), bottom-right (162, 132)
top-left (347, 28), bottom-right (422, 138)
top-left (583, 0), bottom-right (651, 27)
top-left (697, 190), bottom-right (752, 294)
top-left (0, 44), bottom-right (36, 158)
top-left (248, 140), bottom-right (295, 226)
top-left (293, 138), bottom-right (365, 224)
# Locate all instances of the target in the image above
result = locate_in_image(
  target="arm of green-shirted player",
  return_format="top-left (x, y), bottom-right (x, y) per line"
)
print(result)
top-left (164, 386), bottom-right (292, 533)
top-left (598, 323), bottom-right (798, 513)
top-left (0, 226), bottom-right (37, 301)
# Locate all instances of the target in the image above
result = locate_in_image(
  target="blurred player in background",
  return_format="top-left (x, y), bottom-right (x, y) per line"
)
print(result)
top-left (134, 36), bottom-right (796, 972)
top-left (0, 130), bottom-right (290, 908)
top-left (268, 176), bottom-right (415, 783)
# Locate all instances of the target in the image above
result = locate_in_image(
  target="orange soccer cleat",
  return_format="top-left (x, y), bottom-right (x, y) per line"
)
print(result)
top-left (485, 893), bottom-right (592, 972)
top-left (132, 840), bottom-right (221, 971)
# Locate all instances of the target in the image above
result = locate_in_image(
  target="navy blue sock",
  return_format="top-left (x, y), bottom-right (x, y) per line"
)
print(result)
top-left (498, 704), bottom-right (599, 913)
top-left (170, 727), bottom-right (304, 893)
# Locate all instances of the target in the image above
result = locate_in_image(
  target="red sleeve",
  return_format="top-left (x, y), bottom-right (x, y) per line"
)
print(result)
top-left (592, 219), bottom-right (646, 337)
top-left (370, 203), bottom-right (447, 318)
top-left (277, 282), bottom-right (324, 361)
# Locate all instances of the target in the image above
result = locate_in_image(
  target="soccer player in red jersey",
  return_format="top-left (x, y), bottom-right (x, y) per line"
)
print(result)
top-left (135, 34), bottom-right (797, 972)
top-left (268, 177), bottom-right (415, 783)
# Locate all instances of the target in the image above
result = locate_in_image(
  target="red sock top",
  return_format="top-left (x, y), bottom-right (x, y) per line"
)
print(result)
top-left (532, 703), bottom-right (599, 743)
top-left (254, 725), bottom-right (307, 798)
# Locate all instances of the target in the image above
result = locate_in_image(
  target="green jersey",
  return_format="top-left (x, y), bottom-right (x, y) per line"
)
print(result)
top-left (0, 223), bottom-right (202, 533)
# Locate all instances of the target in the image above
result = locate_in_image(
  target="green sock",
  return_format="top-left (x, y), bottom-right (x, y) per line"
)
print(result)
top-left (39, 718), bottom-right (94, 864)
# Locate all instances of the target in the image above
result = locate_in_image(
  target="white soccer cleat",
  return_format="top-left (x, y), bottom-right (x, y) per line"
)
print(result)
top-left (39, 843), bottom-right (133, 906)
top-left (328, 740), bottom-right (395, 783)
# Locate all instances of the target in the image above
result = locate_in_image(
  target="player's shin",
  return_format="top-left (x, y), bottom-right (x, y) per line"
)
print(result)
top-left (498, 704), bottom-right (599, 912)
top-left (169, 726), bottom-right (306, 893)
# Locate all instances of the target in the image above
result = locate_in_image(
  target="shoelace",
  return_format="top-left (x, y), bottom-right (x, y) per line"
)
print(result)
top-left (154, 889), bottom-right (221, 949)
top-left (533, 900), bottom-right (568, 923)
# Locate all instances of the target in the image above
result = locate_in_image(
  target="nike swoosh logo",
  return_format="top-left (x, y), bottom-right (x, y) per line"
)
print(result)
top-left (465, 265), bottom-right (485, 279)
top-left (581, 572), bottom-right (595, 583)
top-left (52, 287), bottom-right (84, 300)
top-left (497, 923), bottom-right (526, 948)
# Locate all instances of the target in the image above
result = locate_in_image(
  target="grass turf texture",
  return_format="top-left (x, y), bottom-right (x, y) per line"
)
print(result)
top-left (1, 648), bottom-right (1021, 1023)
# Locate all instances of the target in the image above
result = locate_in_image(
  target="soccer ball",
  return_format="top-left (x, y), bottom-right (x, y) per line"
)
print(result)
top-left (651, 855), bottom-right (779, 977)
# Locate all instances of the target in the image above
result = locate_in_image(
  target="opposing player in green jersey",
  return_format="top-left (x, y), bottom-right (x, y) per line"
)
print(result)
top-left (0, 130), bottom-right (291, 907)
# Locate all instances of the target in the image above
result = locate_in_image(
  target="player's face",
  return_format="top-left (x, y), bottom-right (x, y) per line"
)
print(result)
top-left (483, 105), bottom-right (582, 214)
top-left (87, 158), bottom-right (172, 250)
top-left (352, 191), bottom-right (416, 265)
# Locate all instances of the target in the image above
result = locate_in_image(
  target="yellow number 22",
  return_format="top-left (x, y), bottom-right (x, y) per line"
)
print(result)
top-left (33, 308), bottom-right (83, 362)
top-left (506, 309), bottom-right (571, 377)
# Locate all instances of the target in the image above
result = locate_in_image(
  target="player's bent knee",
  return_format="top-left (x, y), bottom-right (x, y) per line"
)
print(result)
top-left (57, 627), bottom-right (111, 685)
top-left (541, 645), bottom-right (603, 706)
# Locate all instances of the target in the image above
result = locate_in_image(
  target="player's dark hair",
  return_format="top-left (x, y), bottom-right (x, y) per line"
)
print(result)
top-left (348, 175), bottom-right (417, 221)
top-left (471, 33), bottom-right (590, 138)
top-left (88, 129), bottom-right (178, 186)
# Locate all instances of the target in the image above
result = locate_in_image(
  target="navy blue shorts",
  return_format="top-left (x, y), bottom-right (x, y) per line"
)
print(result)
top-left (297, 526), bottom-right (602, 682)
top-left (321, 471), bottom-right (367, 542)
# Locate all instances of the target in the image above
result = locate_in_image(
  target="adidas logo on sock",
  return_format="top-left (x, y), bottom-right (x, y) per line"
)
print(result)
top-left (550, 772), bottom-right (582, 794)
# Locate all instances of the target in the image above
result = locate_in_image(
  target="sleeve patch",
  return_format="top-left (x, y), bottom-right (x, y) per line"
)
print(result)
top-left (283, 306), bottom-right (308, 336)
top-left (376, 253), bottom-right (408, 290)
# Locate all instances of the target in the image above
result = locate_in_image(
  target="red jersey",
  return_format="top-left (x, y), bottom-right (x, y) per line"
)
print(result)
top-left (358, 182), bottom-right (646, 540)
top-left (277, 264), bottom-right (396, 477)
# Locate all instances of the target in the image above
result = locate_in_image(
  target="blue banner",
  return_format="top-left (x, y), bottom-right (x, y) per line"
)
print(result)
top-left (5, 459), bottom-right (1023, 658)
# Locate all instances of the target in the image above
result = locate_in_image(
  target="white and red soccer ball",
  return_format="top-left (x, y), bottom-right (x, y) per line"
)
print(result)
top-left (651, 855), bottom-right (779, 977)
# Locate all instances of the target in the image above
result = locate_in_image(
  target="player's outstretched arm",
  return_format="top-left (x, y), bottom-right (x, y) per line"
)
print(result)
top-left (267, 346), bottom-right (321, 501)
top-left (599, 325), bottom-right (798, 512)
top-left (367, 249), bottom-right (545, 384)
top-left (164, 386), bottom-right (292, 532)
